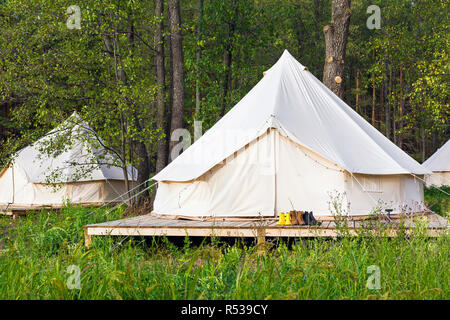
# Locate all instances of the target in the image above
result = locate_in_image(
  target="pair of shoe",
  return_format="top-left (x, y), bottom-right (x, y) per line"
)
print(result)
top-left (290, 210), bottom-right (305, 225)
top-left (276, 212), bottom-right (293, 225)
top-left (303, 211), bottom-right (322, 226)
top-left (277, 211), bottom-right (297, 226)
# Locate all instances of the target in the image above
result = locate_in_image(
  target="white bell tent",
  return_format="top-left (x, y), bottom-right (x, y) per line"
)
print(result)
top-left (423, 140), bottom-right (450, 187)
top-left (0, 112), bottom-right (137, 207)
top-left (152, 50), bottom-right (430, 218)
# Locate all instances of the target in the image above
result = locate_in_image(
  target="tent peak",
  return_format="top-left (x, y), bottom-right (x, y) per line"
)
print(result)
top-left (68, 111), bottom-right (82, 122)
top-left (423, 139), bottom-right (450, 172)
top-left (279, 49), bottom-right (307, 69)
top-left (264, 49), bottom-right (308, 76)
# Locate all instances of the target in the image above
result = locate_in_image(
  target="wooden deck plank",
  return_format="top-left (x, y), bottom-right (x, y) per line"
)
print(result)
top-left (85, 213), bottom-right (448, 229)
top-left (86, 213), bottom-right (448, 229)
top-left (83, 213), bottom-right (448, 247)
top-left (85, 224), bottom-right (446, 238)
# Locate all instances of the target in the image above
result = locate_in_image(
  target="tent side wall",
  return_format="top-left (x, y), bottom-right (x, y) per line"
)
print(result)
top-left (5, 180), bottom-right (104, 206)
top-left (0, 162), bottom-right (135, 206)
top-left (0, 163), bottom-right (31, 205)
top-left (103, 180), bottom-right (136, 203)
top-left (345, 174), bottom-right (425, 215)
top-left (0, 165), bottom-right (14, 204)
top-left (153, 129), bottom-right (426, 218)
top-left (425, 172), bottom-right (450, 188)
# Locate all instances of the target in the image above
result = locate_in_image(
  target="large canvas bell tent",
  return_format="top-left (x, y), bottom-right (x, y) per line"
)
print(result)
top-left (423, 140), bottom-right (450, 187)
top-left (0, 113), bottom-right (137, 208)
top-left (152, 50), bottom-right (430, 218)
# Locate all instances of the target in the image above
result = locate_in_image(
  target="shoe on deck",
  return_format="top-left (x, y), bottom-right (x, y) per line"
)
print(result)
top-left (303, 211), bottom-right (322, 226)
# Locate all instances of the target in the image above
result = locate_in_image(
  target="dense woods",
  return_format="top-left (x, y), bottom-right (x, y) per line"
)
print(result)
top-left (0, 0), bottom-right (448, 203)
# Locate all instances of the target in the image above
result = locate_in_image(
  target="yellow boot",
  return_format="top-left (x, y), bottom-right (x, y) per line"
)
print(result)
top-left (285, 212), bottom-right (292, 226)
top-left (276, 212), bottom-right (285, 226)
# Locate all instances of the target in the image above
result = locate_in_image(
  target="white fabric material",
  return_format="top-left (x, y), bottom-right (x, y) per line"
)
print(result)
top-left (0, 113), bottom-right (136, 206)
top-left (346, 174), bottom-right (425, 215)
top-left (423, 140), bottom-right (450, 187)
top-left (14, 112), bottom-right (137, 183)
top-left (424, 171), bottom-right (450, 187)
top-left (154, 130), bottom-right (276, 217)
top-left (0, 160), bottom-right (132, 204)
top-left (0, 167), bottom-right (13, 203)
top-left (153, 130), bottom-right (425, 217)
top-left (154, 50), bottom-right (429, 182)
top-left (274, 131), bottom-right (346, 216)
top-left (423, 140), bottom-right (450, 172)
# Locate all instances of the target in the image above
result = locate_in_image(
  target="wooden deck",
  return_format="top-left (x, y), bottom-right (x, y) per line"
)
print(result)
top-left (83, 212), bottom-right (449, 247)
top-left (0, 202), bottom-right (115, 219)
top-left (0, 205), bottom-right (57, 218)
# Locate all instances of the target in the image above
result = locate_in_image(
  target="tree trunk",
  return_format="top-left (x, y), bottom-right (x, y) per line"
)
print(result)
top-left (323, 0), bottom-right (351, 99)
top-left (314, 0), bottom-right (321, 42)
top-left (103, 29), bottom-right (132, 203)
top-left (294, 3), bottom-right (304, 58)
top-left (385, 63), bottom-right (390, 139)
top-left (398, 69), bottom-right (404, 148)
top-left (155, 0), bottom-right (167, 173)
top-left (167, 0), bottom-right (185, 161)
top-left (120, 115), bottom-right (130, 203)
top-left (0, 101), bottom-right (6, 143)
top-left (166, 4), bottom-right (173, 163)
top-left (380, 84), bottom-right (384, 125)
top-left (421, 127), bottom-right (426, 162)
top-left (220, 0), bottom-right (237, 118)
top-left (195, 0), bottom-right (203, 116)
top-left (372, 80), bottom-right (376, 127)
top-left (355, 69), bottom-right (359, 112)
top-left (220, 49), bottom-right (233, 117)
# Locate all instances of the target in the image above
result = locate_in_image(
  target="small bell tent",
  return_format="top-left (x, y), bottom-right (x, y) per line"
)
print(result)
top-left (423, 140), bottom-right (450, 187)
top-left (152, 50), bottom-right (430, 218)
top-left (0, 113), bottom-right (137, 208)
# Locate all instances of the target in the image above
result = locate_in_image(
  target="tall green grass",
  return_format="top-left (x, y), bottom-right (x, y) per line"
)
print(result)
top-left (424, 186), bottom-right (450, 216)
top-left (0, 204), bottom-right (448, 300)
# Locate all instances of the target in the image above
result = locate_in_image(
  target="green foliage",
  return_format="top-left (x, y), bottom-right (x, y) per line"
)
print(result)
top-left (0, 0), bottom-right (158, 174)
top-left (0, 0), bottom-right (448, 170)
top-left (0, 206), bottom-right (448, 299)
top-left (424, 186), bottom-right (450, 216)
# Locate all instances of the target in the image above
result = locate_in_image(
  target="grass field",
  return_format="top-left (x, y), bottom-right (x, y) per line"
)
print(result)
top-left (424, 186), bottom-right (450, 216)
top-left (0, 189), bottom-right (448, 300)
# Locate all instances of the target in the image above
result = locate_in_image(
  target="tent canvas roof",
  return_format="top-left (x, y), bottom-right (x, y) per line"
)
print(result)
top-left (11, 112), bottom-right (137, 184)
top-left (423, 140), bottom-right (450, 172)
top-left (154, 50), bottom-right (429, 182)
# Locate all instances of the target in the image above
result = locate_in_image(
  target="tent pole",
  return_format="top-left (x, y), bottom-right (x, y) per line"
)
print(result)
top-left (273, 127), bottom-right (277, 217)
top-left (11, 163), bottom-right (15, 204)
